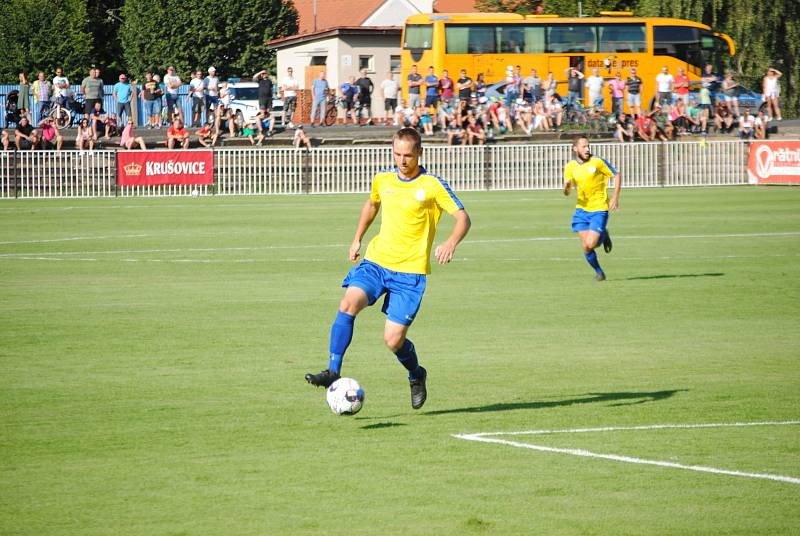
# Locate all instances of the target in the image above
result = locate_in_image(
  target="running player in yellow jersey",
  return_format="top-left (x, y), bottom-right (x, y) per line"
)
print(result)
top-left (563, 135), bottom-right (621, 281)
top-left (305, 128), bottom-right (472, 409)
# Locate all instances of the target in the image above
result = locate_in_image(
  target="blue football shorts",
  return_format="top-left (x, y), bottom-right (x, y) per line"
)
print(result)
top-left (342, 260), bottom-right (427, 326)
top-left (571, 208), bottom-right (609, 235)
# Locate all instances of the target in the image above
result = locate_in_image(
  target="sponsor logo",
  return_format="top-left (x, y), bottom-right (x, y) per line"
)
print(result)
top-left (753, 144), bottom-right (800, 180)
top-left (415, 189), bottom-right (426, 201)
top-left (145, 161), bottom-right (207, 176)
top-left (123, 162), bottom-right (142, 176)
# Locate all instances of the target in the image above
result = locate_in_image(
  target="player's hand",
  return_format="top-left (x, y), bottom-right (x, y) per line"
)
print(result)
top-left (434, 241), bottom-right (456, 264)
top-left (609, 197), bottom-right (619, 211)
top-left (349, 239), bottom-right (361, 263)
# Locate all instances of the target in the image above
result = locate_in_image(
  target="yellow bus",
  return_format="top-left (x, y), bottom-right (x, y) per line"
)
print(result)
top-left (401, 12), bottom-right (735, 112)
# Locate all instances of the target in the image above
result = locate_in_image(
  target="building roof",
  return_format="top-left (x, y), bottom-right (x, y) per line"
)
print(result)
top-left (433, 0), bottom-right (479, 11)
top-left (291, 0), bottom-right (387, 34)
top-left (267, 26), bottom-right (401, 50)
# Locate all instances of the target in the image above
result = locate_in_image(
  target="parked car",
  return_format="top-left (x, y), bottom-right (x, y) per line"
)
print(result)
top-left (686, 80), bottom-right (766, 113)
top-left (226, 81), bottom-right (284, 126)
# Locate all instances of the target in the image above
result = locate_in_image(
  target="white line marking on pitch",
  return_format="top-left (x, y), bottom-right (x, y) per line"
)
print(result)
top-left (0, 234), bottom-right (149, 245)
top-left (454, 421), bottom-right (800, 485)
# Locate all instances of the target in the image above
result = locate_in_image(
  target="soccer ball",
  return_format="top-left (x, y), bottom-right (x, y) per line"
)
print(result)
top-left (326, 377), bottom-right (365, 415)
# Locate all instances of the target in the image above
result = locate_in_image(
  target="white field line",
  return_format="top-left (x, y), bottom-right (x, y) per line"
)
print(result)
top-left (0, 234), bottom-right (149, 245)
top-left (0, 231), bottom-right (797, 260)
top-left (454, 420), bottom-right (800, 485)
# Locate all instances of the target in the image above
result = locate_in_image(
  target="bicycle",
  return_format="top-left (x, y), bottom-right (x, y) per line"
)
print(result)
top-left (40, 95), bottom-right (85, 129)
top-left (323, 94), bottom-right (342, 126)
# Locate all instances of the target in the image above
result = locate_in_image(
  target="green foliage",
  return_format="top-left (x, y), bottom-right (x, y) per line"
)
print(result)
top-left (474, 0), bottom-right (544, 14)
top-left (0, 0), bottom-right (93, 82)
top-left (119, 0), bottom-right (298, 80)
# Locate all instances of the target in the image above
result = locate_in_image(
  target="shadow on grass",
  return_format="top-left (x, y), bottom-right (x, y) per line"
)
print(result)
top-left (424, 389), bottom-right (687, 416)
top-left (624, 273), bottom-right (724, 281)
top-left (360, 421), bottom-right (407, 430)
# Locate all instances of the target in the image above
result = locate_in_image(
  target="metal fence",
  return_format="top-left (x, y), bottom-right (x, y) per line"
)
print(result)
top-left (0, 140), bottom-right (750, 199)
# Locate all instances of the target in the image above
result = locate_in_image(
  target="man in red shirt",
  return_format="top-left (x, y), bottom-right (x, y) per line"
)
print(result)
top-left (675, 67), bottom-right (690, 108)
top-left (636, 114), bottom-right (657, 141)
top-left (167, 118), bottom-right (190, 149)
top-left (438, 69), bottom-right (455, 108)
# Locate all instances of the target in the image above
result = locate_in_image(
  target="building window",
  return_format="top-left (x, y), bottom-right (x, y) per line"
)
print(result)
top-left (390, 55), bottom-right (401, 73)
top-left (359, 55), bottom-right (374, 72)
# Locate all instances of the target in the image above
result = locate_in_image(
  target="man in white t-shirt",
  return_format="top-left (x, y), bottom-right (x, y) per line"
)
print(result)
top-left (738, 108), bottom-right (755, 140)
top-left (280, 67), bottom-right (299, 127)
top-left (380, 72), bottom-right (400, 126)
top-left (52, 66), bottom-right (70, 108)
top-left (585, 67), bottom-right (604, 110)
top-left (655, 66), bottom-right (674, 111)
top-left (163, 66), bottom-right (183, 122)
top-left (189, 71), bottom-right (206, 127)
top-left (204, 66), bottom-right (219, 120)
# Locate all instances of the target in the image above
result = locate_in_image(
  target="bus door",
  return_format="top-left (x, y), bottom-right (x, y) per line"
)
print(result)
top-left (548, 56), bottom-right (571, 87)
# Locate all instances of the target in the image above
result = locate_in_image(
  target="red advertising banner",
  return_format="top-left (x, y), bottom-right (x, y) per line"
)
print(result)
top-left (747, 141), bottom-right (800, 184)
top-left (117, 150), bottom-right (214, 186)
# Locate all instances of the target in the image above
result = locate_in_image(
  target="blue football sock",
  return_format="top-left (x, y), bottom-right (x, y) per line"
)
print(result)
top-left (584, 250), bottom-right (604, 274)
top-left (395, 338), bottom-right (422, 380)
top-left (328, 311), bottom-right (355, 374)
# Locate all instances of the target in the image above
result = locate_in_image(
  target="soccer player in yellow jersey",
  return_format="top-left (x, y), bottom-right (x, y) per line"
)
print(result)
top-left (563, 135), bottom-right (621, 281)
top-left (305, 128), bottom-right (471, 409)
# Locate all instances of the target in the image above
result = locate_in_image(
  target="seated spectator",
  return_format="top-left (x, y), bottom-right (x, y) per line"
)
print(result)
top-left (738, 108), bottom-right (756, 140)
top-left (75, 117), bottom-right (95, 151)
top-left (15, 116), bottom-right (38, 150)
top-left (119, 119), bottom-right (147, 150)
top-left (754, 111), bottom-right (769, 139)
top-left (615, 113), bottom-right (634, 142)
top-left (242, 119), bottom-right (260, 145)
top-left (256, 111), bottom-right (275, 139)
top-left (686, 99), bottom-right (706, 134)
top-left (1, 130), bottom-right (9, 150)
top-left (532, 99), bottom-right (550, 131)
top-left (514, 98), bottom-right (533, 135)
top-left (546, 94), bottom-right (563, 130)
top-left (649, 105), bottom-right (673, 140)
top-left (438, 101), bottom-right (457, 131)
top-left (670, 100), bottom-right (688, 136)
top-left (490, 101), bottom-right (513, 134)
top-left (714, 101), bottom-right (734, 133)
top-left (636, 114), bottom-right (660, 141)
top-left (418, 106), bottom-right (434, 135)
top-left (293, 125), bottom-right (311, 150)
top-left (38, 117), bottom-right (63, 150)
top-left (167, 118), bottom-right (190, 149)
top-left (196, 122), bottom-right (217, 147)
top-left (465, 115), bottom-right (486, 145)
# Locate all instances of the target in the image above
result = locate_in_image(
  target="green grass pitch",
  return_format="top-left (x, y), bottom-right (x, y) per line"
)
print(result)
top-left (1, 186), bottom-right (799, 535)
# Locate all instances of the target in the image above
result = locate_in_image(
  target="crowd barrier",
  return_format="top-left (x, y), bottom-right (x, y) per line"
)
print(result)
top-left (0, 140), bottom-right (750, 199)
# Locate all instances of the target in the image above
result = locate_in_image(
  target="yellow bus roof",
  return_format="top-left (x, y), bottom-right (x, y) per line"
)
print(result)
top-left (405, 13), bottom-right (712, 31)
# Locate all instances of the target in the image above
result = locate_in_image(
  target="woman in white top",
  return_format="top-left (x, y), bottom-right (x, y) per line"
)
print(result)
top-left (762, 68), bottom-right (782, 121)
top-left (76, 118), bottom-right (95, 151)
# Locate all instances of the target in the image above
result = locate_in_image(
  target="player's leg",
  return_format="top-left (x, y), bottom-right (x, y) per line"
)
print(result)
top-left (578, 230), bottom-right (605, 280)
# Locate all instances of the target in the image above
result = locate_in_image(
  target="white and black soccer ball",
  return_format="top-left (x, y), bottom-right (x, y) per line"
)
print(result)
top-left (326, 377), bottom-right (365, 415)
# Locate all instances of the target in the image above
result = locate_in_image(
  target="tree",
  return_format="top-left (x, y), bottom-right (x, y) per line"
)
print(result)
top-left (119, 0), bottom-right (298, 80)
top-left (0, 0), bottom-right (93, 83)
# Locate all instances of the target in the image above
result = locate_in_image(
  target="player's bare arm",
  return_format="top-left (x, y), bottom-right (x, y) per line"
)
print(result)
top-left (434, 209), bottom-right (471, 264)
top-left (563, 179), bottom-right (574, 196)
top-left (349, 198), bottom-right (380, 262)
top-left (609, 173), bottom-right (622, 211)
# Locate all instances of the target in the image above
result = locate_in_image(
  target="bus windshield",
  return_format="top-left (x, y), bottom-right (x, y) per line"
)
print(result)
top-left (654, 26), bottom-right (732, 70)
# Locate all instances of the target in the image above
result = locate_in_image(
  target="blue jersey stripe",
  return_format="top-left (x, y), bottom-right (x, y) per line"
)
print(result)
top-left (432, 173), bottom-right (464, 210)
top-left (599, 157), bottom-right (618, 175)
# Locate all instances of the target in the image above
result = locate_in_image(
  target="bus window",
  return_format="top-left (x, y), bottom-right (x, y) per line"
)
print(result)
top-left (701, 31), bottom-right (731, 73)
top-left (498, 25), bottom-right (526, 53)
top-left (547, 25), bottom-right (596, 53)
top-left (598, 24), bottom-right (646, 53)
top-left (404, 24), bottom-right (433, 49)
top-left (523, 26), bottom-right (545, 53)
top-left (445, 25), bottom-right (496, 54)
top-left (653, 26), bottom-right (704, 68)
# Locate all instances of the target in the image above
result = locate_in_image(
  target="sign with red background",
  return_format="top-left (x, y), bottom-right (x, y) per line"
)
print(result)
top-left (117, 151), bottom-right (214, 186)
top-left (747, 141), bottom-right (800, 184)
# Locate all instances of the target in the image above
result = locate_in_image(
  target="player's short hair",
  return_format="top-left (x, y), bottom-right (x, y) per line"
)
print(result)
top-left (394, 127), bottom-right (422, 153)
top-left (572, 135), bottom-right (589, 147)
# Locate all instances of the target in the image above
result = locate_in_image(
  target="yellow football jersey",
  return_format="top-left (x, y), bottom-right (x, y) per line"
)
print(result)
top-left (364, 167), bottom-right (464, 275)
top-left (563, 156), bottom-right (617, 212)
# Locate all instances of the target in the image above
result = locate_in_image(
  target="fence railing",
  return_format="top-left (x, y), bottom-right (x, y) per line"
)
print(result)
top-left (0, 140), bottom-right (750, 199)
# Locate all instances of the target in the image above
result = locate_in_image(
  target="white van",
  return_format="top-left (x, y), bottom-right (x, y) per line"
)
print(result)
top-left (226, 81), bottom-right (284, 126)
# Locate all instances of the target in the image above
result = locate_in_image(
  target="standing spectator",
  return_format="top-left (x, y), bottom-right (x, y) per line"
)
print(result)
top-left (32, 71), bottom-right (52, 119)
top-left (112, 73), bottom-right (133, 125)
top-left (655, 66), bottom-right (674, 111)
top-left (607, 72), bottom-right (625, 117)
top-left (253, 68), bottom-right (273, 118)
top-left (698, 83), bottom-right (712, 125)
top-left (564, 67), bottom-right (584, 110)
top-left (341, 76), bottom-right (358, 124)
top-left (503, 66), bottom-right (520, 108)
top-left (738, 108), bottom-right (755, 140)
top-left (614, 113), bottom-right (634, 143)
top-left (355, 68), bottom-right (374, 126)
top-left (424, 67), bottom-right (439, 109)
top-left (475, 73), bottom-right (488, 101)
top-left (456, 69), bottom-right (473, 103)
top-left (407, 65), bottom-right (422, 109)
top-left (163, 66), bottom-right (182, 123)
top-left (522, 69), bottom-right (541, 104)
top-left (152, 74), bottom-right (165, 127)
top-left (754, 111), bottom-right (769, 139)
top-left (701, 64), bottom-right (720, 100)
top-left (380, 72), bottom-right (399, 126)
top-left (18, 71), bottom-right (30, 117)
top-left (75, 117), bottom-right (95, 151)
top-left (82, 68), bottom-right (104, 118)
top-left (674, 67), bottom-right (690, 108)
top-left (52, 67), bottom-right (70, 109)
top-left (279, 67), bottom-right (298, 128)
top-left (309, 71), bottom-right (329, 127)
top-left (119, 119), bottom-right (147, 150)
top-left (204, 67), bottom-right (219, 122)
top-left (721, 72), bottom-right (740, 117)
top-left (38, 117), bottom-right (62, 150)
top-left (586, 68), bottom-right (604, 110)
top-left (189, 71), bottom-right (206, 127)
top-left (762, 68), bottom-right (782, 121)
top-left (139, 72), bottom-right (160, 129)
top-left (625, 67), bottom-right (643, 118)
top-left (543, 72), bottom-right (557, 99)
top-left (438, 69), bottom-right (455, 109)
top-left (167, 117), bottom-right (190, 149)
